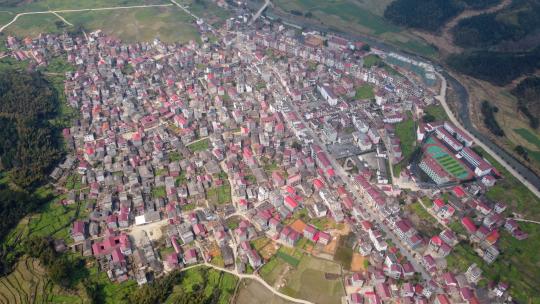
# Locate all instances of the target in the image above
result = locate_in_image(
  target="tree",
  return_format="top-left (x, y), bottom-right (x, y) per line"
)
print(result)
top-left (422, 113), bottom-right (436, 123)
top-left (515, 145), bottom-right (529, 161)
top-left (55, 20), bottom-right (66, 29)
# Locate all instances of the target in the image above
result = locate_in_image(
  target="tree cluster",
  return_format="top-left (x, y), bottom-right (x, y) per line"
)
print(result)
top-left (481, 101), bottom-right (505, 137)
top-left (0, 69), bottom-right (63, 189)
top-left (511, 76), bottom-right (540, 129)
top-left (452, 1), bottom-right (540, 48)
top-left (0, 69), bottom-right (64, 274)
top-left (0, 186), bottom-right (49, 274)
top-left (447, 47), bottom-right (540, 86)
top-left (128, 270), bottom-right (184, 304)
top-left (24, 237), bottom-right (84, 288)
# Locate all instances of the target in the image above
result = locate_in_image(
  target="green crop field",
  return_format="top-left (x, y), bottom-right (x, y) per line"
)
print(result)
top-left (334, 233), bottom-right (355, 270)
top-left (60, 6), bottom-right (200, 44)
top-left (0, 258), bottom-right (83, 304)
top-left (355, 84), bottom-right (374, 100)
top-left (207, 181), bottom-right (232, 205)
top-left (363, 54), bottom-right (382, 68)
top-left (279, 255), bottom-right (344, 304)
top-left (0, 2), bottom-right (203, 44)
top-left (3, 13), bottom-right (63, 37)
top-left (274, 0), bottom-right (397, 35)
top-left (259, 256), bottom-right (290, 286)
top-left (276, 250), bottom-right (301, 267)
top-left (188, 138), bottom-right (210, 152)
top-left (3, 185), bottom-right (87, 247)
top-left (514, 128), bottom-right (540, 149)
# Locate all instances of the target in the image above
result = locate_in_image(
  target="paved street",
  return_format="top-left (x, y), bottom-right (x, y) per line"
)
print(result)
top-left (237, 44), bottom-right (434, 282)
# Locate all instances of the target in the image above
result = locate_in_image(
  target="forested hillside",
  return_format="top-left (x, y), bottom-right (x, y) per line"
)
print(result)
top-left (0, 69), bottom-right (64, 274)
top-left (446, 47), bottom-right (540, 86)
top-left (0, 69), bottom-right (63, 188)
top-left (446, 0), bottom-right (540, 85)
top-left (452, 0), bottom-right (540, 49)
top-left (383, 0), bottom-right (501, 31)
top-left (0, 0), bottom-right (26, 6)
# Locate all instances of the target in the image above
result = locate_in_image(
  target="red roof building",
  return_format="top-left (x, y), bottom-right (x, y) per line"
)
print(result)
top-left (461, 217), bottom-right (477, 234)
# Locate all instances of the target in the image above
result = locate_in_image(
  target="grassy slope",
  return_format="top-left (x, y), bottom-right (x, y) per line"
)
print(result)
top-left (442, 146), bottom-right (540, 302)
top-left (472, 146), bottom-right (540, 221)
top-left (392, 112), bottom-right (416, 176)
top-left (446, 224), bottom-right (540, 303)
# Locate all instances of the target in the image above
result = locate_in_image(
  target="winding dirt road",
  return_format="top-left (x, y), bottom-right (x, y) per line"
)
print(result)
top-left (0, 3), bottom-right (174, 32)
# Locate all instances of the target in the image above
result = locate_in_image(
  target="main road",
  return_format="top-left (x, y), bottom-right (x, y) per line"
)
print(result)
top-left (239, 43), bottom-right (433, 282)
top-left (249, 1), bottom-right (540, 197)
top-left (437, 71), bottom-right (540, 198)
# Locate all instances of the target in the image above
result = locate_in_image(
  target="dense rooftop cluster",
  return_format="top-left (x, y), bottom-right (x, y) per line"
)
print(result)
top-left (3, 13), bottom-right (520, 304)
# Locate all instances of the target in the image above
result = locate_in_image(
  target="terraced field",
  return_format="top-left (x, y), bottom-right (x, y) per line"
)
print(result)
top-left (0, 258), bottom-right (81, 304)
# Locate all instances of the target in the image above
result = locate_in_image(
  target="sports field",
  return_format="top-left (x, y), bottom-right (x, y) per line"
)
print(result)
top-left (424, 137), bottom-right (473, 180)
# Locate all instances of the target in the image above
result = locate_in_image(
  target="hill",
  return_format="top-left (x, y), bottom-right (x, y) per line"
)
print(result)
top-left (447, 47), bottom-right (540, 86)
top-left (0, 69), bottom-right (63, 189)
top-left (452, 0), bottom-right (540, 50)
top-left (0, 68), bottom-right (65, 274)
top-left (383, 0), bottom-right (501, 32)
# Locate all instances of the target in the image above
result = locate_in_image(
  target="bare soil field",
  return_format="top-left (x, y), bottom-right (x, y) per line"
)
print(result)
top-left (350, 253), bottom-right (368, 272)
top-left (235, 279), bottom-right (295, 304)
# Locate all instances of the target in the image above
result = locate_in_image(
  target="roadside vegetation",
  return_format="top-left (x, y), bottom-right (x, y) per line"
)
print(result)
top-left (392, 112), bottom-right (417, 176)
top-left (480, 101), bottom-right (505, 137)
top-left (422, 105), bottom-right (448, 122)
